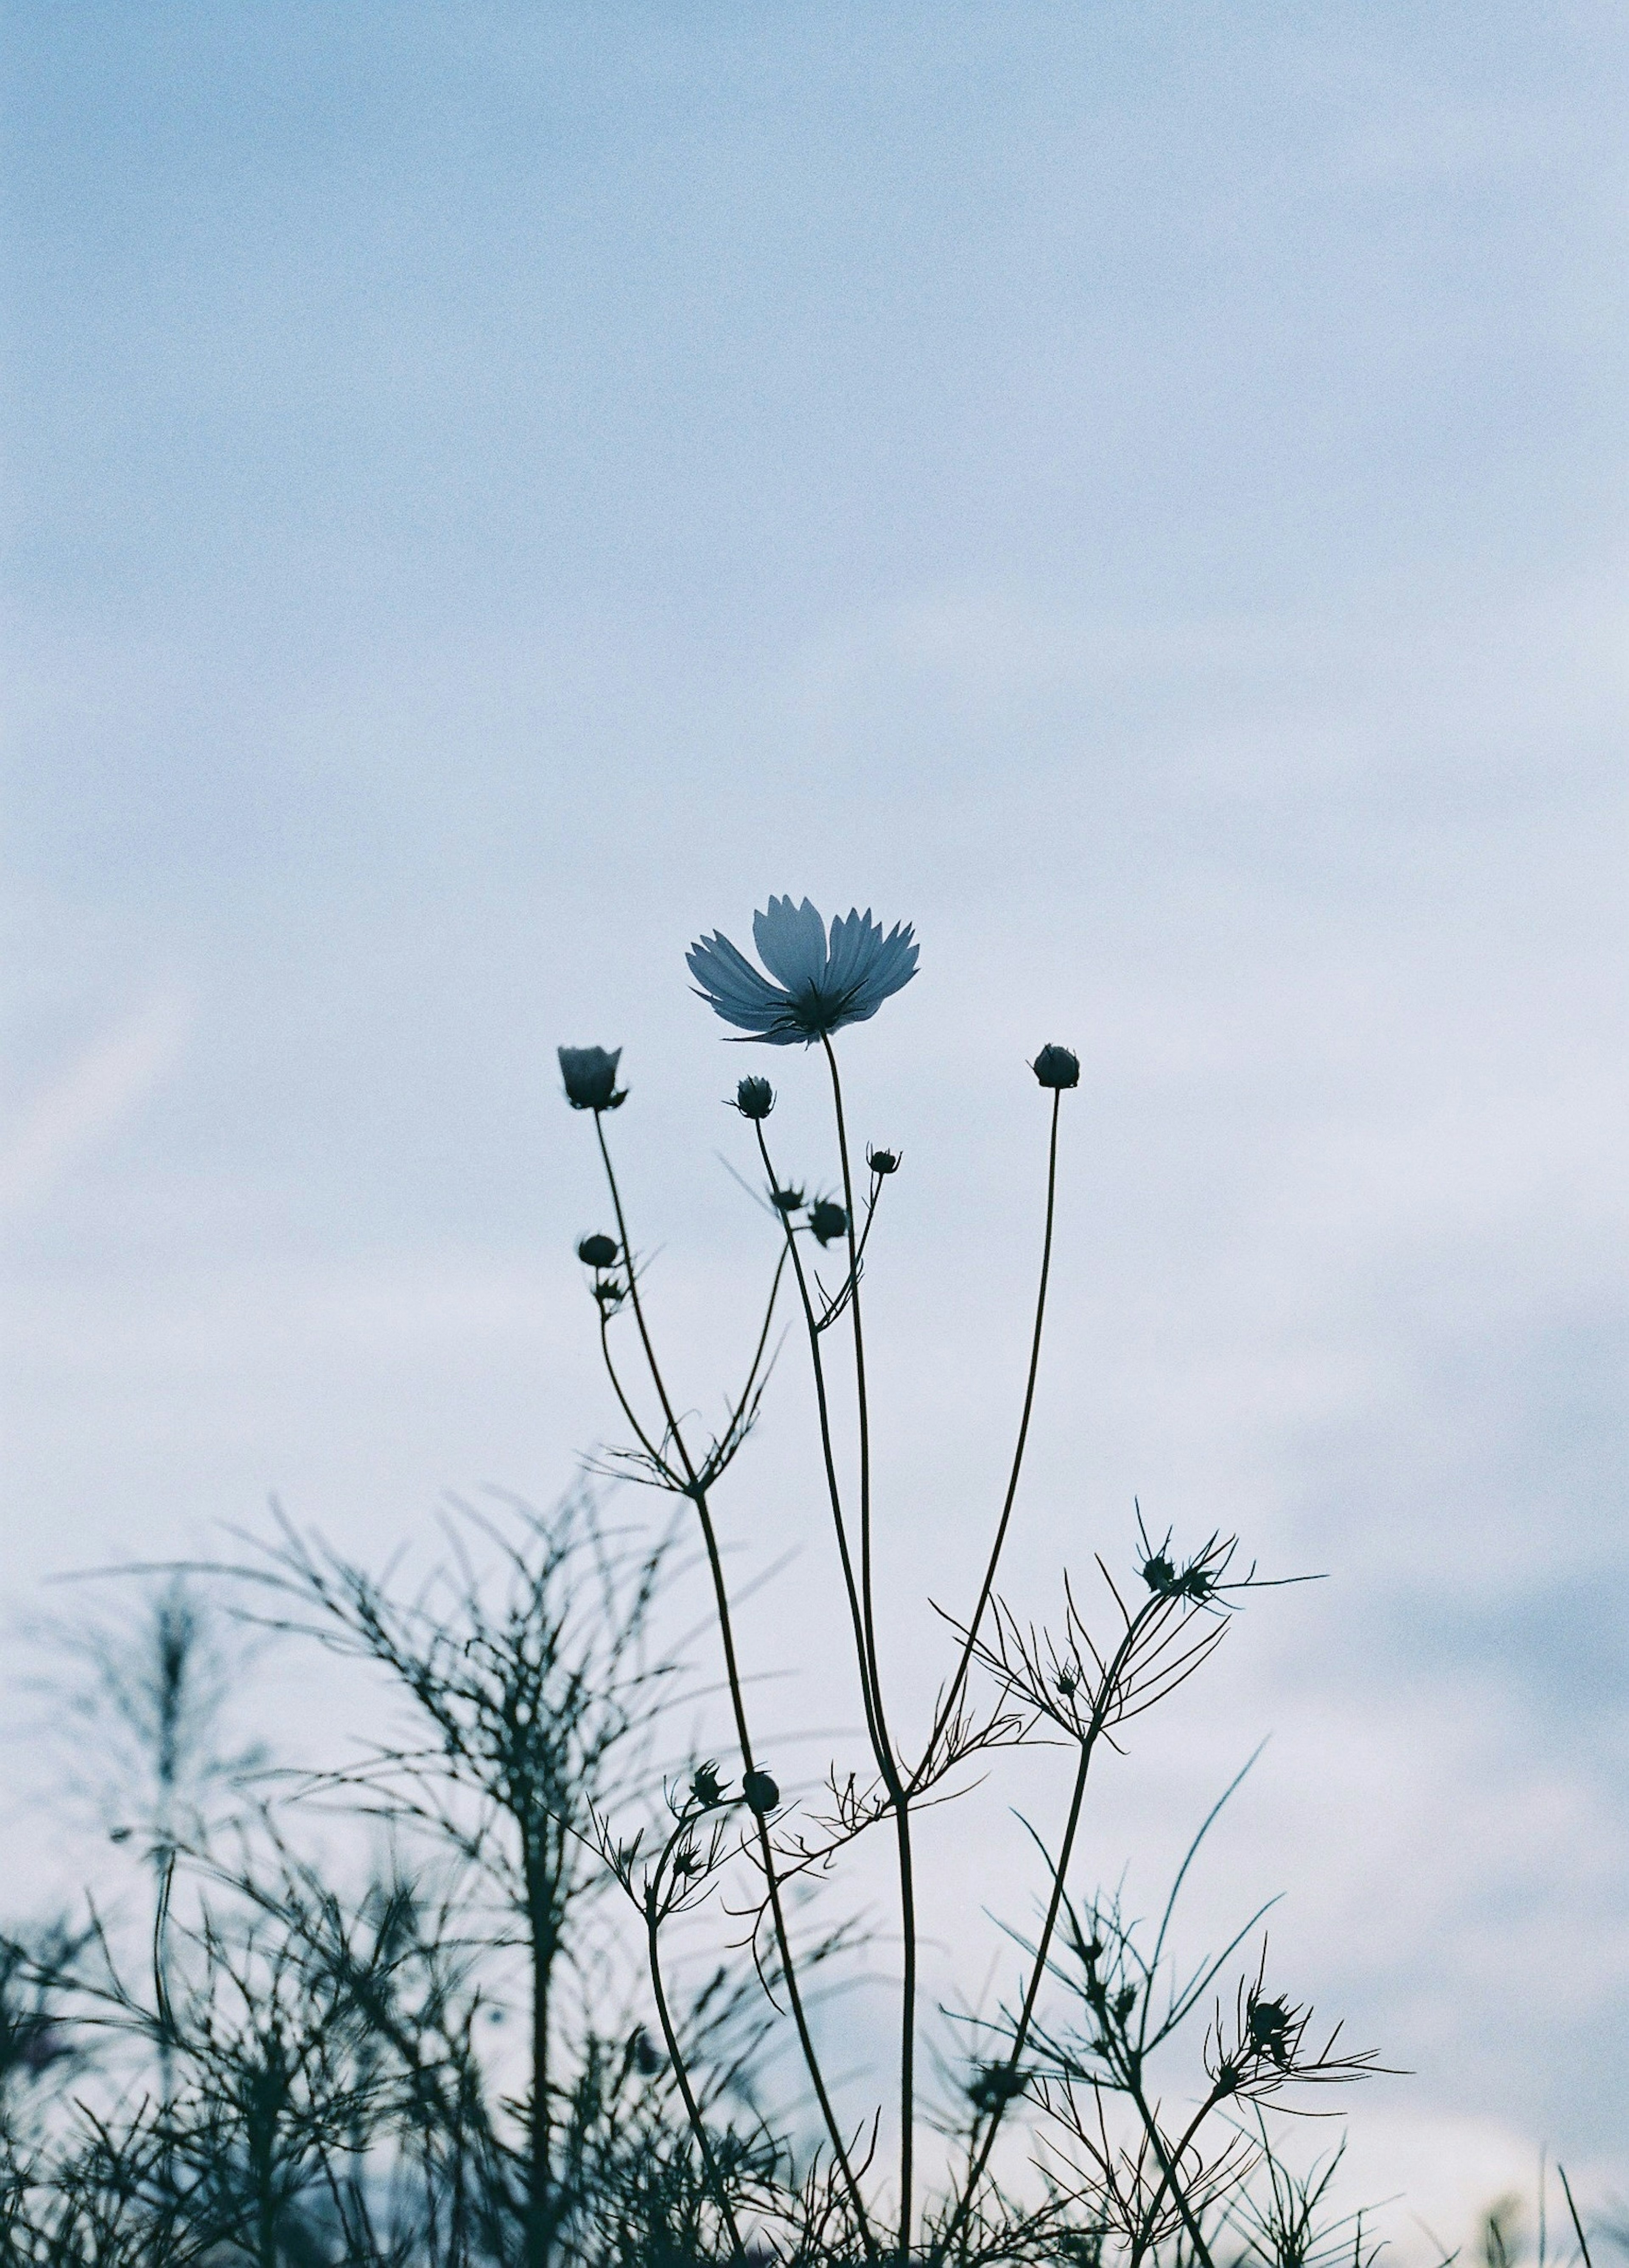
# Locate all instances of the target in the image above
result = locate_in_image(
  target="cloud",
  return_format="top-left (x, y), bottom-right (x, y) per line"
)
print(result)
top-left (0, 992), bottom-right (193, 1210)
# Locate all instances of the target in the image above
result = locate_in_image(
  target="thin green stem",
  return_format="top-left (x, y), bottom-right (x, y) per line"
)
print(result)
top-left (820, 1040), bottom-right (885, 1729)
top-left (715, 1242), bottom-right (791, 1452)
top-left (937, 1600), bottom-right (1157, 2261)
top-left (591, 1112), bottom-right (877, 2259)
top-left (754, 1121), bottom-right (890, 1777)
top-left (690, 1484), bottom-right (879, 2261)
top-left (820, 1036), bottom-right (915, 2256)
top-left (1124, 2073), bottom-right (1221, 2268)
top-left (594, 1116), bottom-right (692, 1463)
top-left (642, 1818), bottom-right (749, 2263)
top-left (916, 1088), bottom-right (1062, 1793)
top-left (597, 1312), bottom-right (678, 1483)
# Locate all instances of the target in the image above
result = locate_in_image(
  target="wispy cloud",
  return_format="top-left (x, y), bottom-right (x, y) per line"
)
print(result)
top-left (0, 992), bottom-right (193, 1210)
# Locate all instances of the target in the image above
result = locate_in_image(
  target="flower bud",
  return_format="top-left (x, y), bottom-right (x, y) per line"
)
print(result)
top-left (689, 1762), bottom-right (725, 1811)
top-left (770, 1184), bottom-right (806, 1216)
top-left (1248, 1996), bottom-right (1290, 2050)
top-left (628, 2024), bottom-right (664, 2077)
top-left (968, 2062), bottom-right (1027, 2112)
top-left (866, 1145), bottom-right (901, 1175)
top-left (733, 1076), bottom-right (775, 1120)
top-left (741, 1767), bottom-right (780, 1816)
top-left (557, 1045), bottom-right (626, 1112)
top-left (1031, 1044), bottom-right (1080, 1091)
top-left (807, 1199), bottom-right (848, 1247)
top-left (577, 1233), bottom-right (619, 1270)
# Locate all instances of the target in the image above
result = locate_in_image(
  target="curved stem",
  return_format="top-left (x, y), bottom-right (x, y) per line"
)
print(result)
top-left (937, 1601), bottom-right (1155, 2261)
top-left (754, 1122), bottom-right (890, 1777)
top-left (690, 1485), bottom-right (878, 2260)
top-left (591, 1111), bottom-right (877, 2258)
top-left (597, 1312), bottom-right (678, 1482)
top-left (916, 1088), bottom-right (1063, 1793)
top-left (644, 1872), bottom-right (748, 2264)
top-left (716, 1243), bottom-right (791, 1451)
top-left (594, 1116), bottom-right (692, 1461)
top-left (1124, 2073), bottom-right (1221, 2268)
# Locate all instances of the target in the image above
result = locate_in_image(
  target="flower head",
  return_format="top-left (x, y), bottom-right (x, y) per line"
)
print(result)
top-left (689, 1761), bottom-right (726, 1811)
top-left (687, 897), bottom-right (918, 1046)
top-left (558, 1046), bottom-right (626, 1111)
top-left (807, 1198), bottom-right (848, 1247)
top-left (741, 1767), bottom-right (781, 1816)
top-left (867, 1145), bottom-right (901, 1176)
top-left (1031, 1044), bottom-right (1080, 1091)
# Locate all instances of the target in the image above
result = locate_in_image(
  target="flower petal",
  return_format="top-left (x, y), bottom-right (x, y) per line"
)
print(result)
top-left (823, 907), bottom-right (879, 999)
top-left (753, 896), bottom-right (830, 993)
top-left (687, 931), bottom-right (804, 1037)
top-left (840, 919), bottom-right (918, 1025)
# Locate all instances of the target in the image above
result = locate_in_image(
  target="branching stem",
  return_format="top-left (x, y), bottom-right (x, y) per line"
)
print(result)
top-left (592, 1113), bottom-right (878, 2259)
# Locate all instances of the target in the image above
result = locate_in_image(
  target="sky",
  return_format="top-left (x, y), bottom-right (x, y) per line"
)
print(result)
top-left (3, 0), bottom-right (1626, 2243)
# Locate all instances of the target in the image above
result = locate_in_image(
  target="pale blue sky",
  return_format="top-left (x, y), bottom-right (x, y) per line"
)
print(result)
top-left (3, 1), bottom-right (1626, 2229)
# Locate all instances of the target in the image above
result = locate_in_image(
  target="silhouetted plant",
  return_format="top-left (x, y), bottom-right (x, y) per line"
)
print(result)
top-left (9, 894), bottom-right (1532, 2265)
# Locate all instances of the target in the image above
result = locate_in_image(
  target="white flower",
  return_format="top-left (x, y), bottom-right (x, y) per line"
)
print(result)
top-left (687, 897), bottom-right (918, 1046)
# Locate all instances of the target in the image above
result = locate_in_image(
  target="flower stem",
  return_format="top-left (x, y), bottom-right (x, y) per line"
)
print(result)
top-left (647, 1905), bottom-right (747, 2263)
top-left (591, 1112), bottom-right (877, 2257)
top-left (643, 1822), bottom-right (748, 2263)
top-left (754, 1122), bottom-right (890, 1778)
top-left (936, 1600), bottom-right (1157, 2261)
top-left (916, 1087), bottom-right (1063, 1793)
top-left (820, 1036), bottom-right (917, 2256)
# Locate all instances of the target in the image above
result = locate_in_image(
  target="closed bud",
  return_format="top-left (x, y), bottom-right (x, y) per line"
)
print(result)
top-left (689, 1761), bottom-right (725, 1811)
top-left (742, 1767), bottom-right (780, 1816)
top-left (577, 1233), bottom-right (619, 1270)
top-left (866, 1145), bottom-right (901, 1175)
top-left (807, 1199), bottom-right (848, 1246)
top-left (628, 2024), bottom-right (664, 2077)
top-left (968, 2062), bottom-right (1027, 2113)
top-left (1248, 1996), bottom-right (1291, 2050)
top-left (558, 1045), bottom-right (626, 1112)
top-left (1031, 1044), bottom-right (1080, 1091)
top-left (734, 1076), bottom-right (775, 1120)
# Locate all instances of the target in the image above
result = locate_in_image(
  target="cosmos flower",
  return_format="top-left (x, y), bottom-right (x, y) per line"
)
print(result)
top-left (687, 896), bottom-right (918, 1046)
